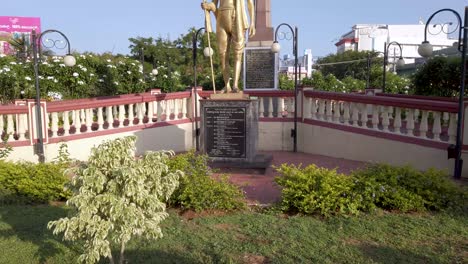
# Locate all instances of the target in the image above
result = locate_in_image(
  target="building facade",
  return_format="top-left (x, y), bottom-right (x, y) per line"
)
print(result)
top-left (279, 49), bottom-right (314, 79)
top-left (335, 23), bottom-right (457, 65)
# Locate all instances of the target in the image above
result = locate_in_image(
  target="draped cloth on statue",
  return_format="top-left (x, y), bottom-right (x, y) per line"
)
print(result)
top-left (235, 0), bottom-right (249, 39)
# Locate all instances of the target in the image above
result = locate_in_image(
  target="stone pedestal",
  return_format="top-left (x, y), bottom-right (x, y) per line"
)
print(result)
top-left (200, 98), bottom-right (271, 169)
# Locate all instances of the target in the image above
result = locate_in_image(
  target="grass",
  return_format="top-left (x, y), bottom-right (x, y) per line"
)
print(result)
top-left (0, 205), bottom-right (467, 264)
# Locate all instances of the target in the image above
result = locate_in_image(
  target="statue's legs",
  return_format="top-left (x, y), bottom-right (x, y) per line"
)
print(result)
top-left (231, 24), bottom-right (246, 93)
top-left (232, 48), bottom-right (243, 92)
top-left (216, 11), bottom-right (232, 93)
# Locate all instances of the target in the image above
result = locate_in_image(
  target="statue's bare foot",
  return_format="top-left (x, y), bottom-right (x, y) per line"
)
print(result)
top-left (232, 87), bottom-right (239, 93)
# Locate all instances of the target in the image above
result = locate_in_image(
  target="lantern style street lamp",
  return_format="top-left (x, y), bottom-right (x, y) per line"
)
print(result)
top-left (418, 7), bottom-right (467, 179)
top-left (31, 29), bottom-right (75, 162)
top-left (192, 27), bottom-right (209, 151)
top-left (382, 41), bottom-right (405, 93)
top-left (271, 23), bottom-right (299, 152)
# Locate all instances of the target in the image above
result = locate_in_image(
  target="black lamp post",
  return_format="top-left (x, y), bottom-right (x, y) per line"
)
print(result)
top-left (418, 7), bottom-right (467, 179)
top-left (366, 52), bottom-right (371, 89)
top-left (140, 47), bottom-right (145, 82)
top-left (192, 27), bottom-right (205, 151)
top-left (271, 23), bottom-right (299, 152)
top-left (382, 41), bottom-right (405, 93)
top-left (31, 29), bottom-right (75, 163)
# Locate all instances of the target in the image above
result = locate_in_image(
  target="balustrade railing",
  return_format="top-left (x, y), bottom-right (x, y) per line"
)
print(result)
top-left (303, 90), bottom-right (459, 143)
top-left (0, 88), bottom-right (461, 147)
top-left (0, 90), bottom-right (193, 145)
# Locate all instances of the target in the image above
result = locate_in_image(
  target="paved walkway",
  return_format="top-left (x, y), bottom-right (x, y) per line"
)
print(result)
top-left (218, 151), bottom-right (368, 205)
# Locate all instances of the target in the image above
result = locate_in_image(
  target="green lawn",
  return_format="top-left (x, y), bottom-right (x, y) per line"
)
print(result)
top-left (0, 205), bottom-right (466, 264)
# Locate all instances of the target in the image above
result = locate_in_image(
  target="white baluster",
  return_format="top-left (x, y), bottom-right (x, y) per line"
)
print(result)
top-left (80, 109), bottom-right (86, 124)
top-left (17, 114), bottom-right (26, 140)
top-left (106, 106), bottom-right (113, 129)
top-left (406, 109), bottom-right (415, 136)
top-left (112, 105), bottom-right (118, 118)
top-left (7, 114), bottom-right (14, 141)
top-left (333, 101), bottom-right (341, 123)
top-left (310, 98), bottom-right (317, 120)
top-left (128, 104), bottom-right (134, 126)
top-left (85, 109), bottom-right (93, 132)
top-left (137, 103), bottom-right (144, 125)
top-left (97, 107), bottom-right (104, 131)
top-left (351, 103), bottom-right (359, 127)
top-left (174, 99), bottom-right (180, 120)
top-left (318, 99), bottom-right (325, 120)
top-left (267, 97), bottom-right (274, 118)
top-left (394, 107), bottom-right (402, 134)
top-left (381, 106), bottom-right (390, 132)
top-left (74, 110), bottom-right (82, 134)
top-left (288, 98), bottom-right (294, 118)
top-left (419, 110), bottom-right (429, 138)
top-left (156, 101), bottom-right (163, 122)
top-left (118, 105), bottom-right (126, 128)
top-left (343, 102), bottom-right (350, 125)
top-left (388, 106), bottom-right (394, 121)
top-left (51, 112), bottom-right (58, 138)
top-left (326, 100), bottom-right (333, 121)
top-left (142, 102), bottom-right (147, 118)
top-left (46, 113), bottom-right (50, 136)
top-left (279, 97), bottom-right (285, 117)
top-left (63, 111), bottom-right (70, 136)
top-left (147, 101), bottom-right (154, 124)
top-left (259, 97), bottom-right (265, 118)
top-left (432, 112), bottom-right (442, 141)
top-left (443, 112), bottom-right (450, 126)
top-left (371, 105), bottom-right (379, 129)
top-left (360, 104), bottom-right (368, 128)
top-left (181, 98), bottom-right (188, 120)
top-left (71, 109), bottom-right (76, 128)
top-left (414, 109), bottom-right (420, 124)
top-left (448, 113), bottom-right (457, 143)
top-left (306, 97), bottom-right (312, 119)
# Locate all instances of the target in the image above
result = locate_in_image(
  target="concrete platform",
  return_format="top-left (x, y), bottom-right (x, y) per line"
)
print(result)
top-left (215, 151), bottom-right (368, 205)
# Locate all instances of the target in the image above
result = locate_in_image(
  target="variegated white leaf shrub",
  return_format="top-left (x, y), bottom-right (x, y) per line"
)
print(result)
top-left (48, 136), bottom-right (183, 264)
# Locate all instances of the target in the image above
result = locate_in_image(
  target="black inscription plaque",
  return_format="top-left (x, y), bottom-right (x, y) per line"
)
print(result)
top-left (244, 48), bottom-right (276, 89)
top-left (204, 107), bottom-right (246, 158)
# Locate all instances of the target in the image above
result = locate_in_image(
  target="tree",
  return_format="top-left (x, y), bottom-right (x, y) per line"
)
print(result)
top-left (279, 73), bottom-right (294, 90)
top-left (48, 136), bottom-right (183, 264)
top-left (411, 56), bottom-right (462, 97)
top-left (315, 50), bottom-right (382, 80)
top-left (128, 28), bottom-right (233, 92)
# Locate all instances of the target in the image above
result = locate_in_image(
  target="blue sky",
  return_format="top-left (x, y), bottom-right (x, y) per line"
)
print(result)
top-left (1, 0), bottom-right (466, 58)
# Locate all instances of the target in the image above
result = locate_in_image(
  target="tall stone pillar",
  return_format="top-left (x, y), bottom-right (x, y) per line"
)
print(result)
top-left (243, 0), bottom-right (278, 90)
top-left (248, 0), bottom-right (274, 45)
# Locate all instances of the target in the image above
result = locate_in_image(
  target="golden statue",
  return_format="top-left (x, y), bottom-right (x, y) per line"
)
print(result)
top-left (201, 0), bottom-right (256, 93)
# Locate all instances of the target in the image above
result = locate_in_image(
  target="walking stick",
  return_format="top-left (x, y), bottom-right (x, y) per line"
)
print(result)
top-left (203, 0), bottom-right (217, 93)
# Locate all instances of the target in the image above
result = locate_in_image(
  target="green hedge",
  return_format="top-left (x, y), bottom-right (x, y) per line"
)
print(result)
top-left (275, 163), bottom-right (467, 216)
top-left (0, 161), bottom-right (70, 204)
top-left (168, 150), bottom-right (246, 211)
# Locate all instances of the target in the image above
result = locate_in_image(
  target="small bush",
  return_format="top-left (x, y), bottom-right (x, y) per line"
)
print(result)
top-left (48, 136), bottom-right (182, 264)
top-left (0, 161), bottom-right (70, 204)
top-left (275, 164), bottom-right (362, 216)
top-left (168, 150), bottom-right (246, 212)
top-left (275, 163), bottom-right (467, 216)
top-left (352, 164), bottom-right (467, 212)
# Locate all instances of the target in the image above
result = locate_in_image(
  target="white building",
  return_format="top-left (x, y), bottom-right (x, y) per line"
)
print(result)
top-left (335, 23), bottom-right (457, 64)
top-left (279, 49), bottom-right (314, 79)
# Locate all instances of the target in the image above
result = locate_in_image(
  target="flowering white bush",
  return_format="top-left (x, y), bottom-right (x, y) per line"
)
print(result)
top-left (0, 53), bottom-right (149, 102)
top-left (47, 91), bottom-right (63, 101)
